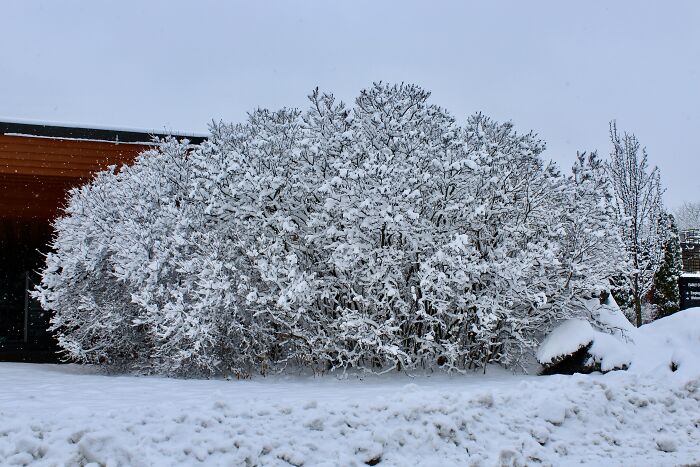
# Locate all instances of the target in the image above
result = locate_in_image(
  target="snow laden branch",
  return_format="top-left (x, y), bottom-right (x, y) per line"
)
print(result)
top-left (35, 84), bottom-right (626, 376)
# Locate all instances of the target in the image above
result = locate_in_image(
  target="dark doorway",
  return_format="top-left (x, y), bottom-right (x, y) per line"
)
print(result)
top-left (0, 218), bottom-right (58, 361)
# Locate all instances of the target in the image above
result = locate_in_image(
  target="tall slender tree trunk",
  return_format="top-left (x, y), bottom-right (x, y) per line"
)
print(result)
top-left (633, 274), bottom-right (642, 327)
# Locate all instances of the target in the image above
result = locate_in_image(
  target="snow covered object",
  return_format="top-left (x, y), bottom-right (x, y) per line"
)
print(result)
top-left (537, 295), bottom-right (635, 374)
top-left (537, 318), bottom-right (632, 375)
top-left (35, 84), bottom-right (628, 376)
top-left (537, 298), bottom-right (700, 377)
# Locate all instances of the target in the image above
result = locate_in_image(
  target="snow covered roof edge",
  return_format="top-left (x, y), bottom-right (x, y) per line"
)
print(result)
top-left (0, 118), bottom-right (208, 144)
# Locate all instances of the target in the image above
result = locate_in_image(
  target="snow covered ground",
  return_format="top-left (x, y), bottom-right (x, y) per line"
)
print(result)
top-left (1, 310), bottom-right (699, 466)
top-left (0, 364), bottom-right (698, 466)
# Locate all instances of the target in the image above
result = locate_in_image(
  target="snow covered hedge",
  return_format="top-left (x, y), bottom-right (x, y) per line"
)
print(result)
top-left (34, 84), bottom-right (627, 376)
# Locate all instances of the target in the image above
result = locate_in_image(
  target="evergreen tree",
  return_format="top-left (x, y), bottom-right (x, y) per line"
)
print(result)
top-left (653, 213), bottom-right (682, 318)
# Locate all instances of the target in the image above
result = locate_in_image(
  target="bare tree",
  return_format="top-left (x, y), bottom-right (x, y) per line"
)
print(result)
top-left (606, 121), bottom-right (665, 327)
top-left (674, 201), bottom-right (700, 231)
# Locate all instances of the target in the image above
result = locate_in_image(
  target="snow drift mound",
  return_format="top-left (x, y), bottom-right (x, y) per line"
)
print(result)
top-left (631, 308), bottom-right (700, 378)
top-left (539, 308), bottom-right (700, 378)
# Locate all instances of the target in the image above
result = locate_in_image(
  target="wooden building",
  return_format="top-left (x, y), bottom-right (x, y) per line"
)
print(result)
top-left (680, 230), bottom-right (700, 274)
top-left (0, 121), bottom-right (205, 361)
top-left (679, 230), bottom-right (700, 310)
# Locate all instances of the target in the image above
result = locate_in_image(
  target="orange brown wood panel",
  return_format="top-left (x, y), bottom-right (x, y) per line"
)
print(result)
top-left (0, 135), bottom-right (150, 221)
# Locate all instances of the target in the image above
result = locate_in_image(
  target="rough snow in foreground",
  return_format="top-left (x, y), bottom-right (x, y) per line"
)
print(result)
top-left (0, 362), bottom-right (699, 467)
top-left (2, 309), bottom-right (700, 466)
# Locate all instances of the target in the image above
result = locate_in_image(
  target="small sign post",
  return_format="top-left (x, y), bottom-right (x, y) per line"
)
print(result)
top-left (679, 275), bottom-right (700, 310)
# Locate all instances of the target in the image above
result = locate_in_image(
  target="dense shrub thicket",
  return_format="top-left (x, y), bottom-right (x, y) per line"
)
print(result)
top-left (35, 84), bottom-right (628, 376)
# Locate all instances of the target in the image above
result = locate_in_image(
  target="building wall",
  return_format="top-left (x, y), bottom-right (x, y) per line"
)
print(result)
top-left (0, 134), bottom-right (151, 220)
top-left (0, 134), bottom-right (151, 358)
top-left (682, 244), bottom-right (700, 274)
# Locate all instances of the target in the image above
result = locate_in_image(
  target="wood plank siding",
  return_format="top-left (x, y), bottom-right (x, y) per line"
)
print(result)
top-left (0, 122), bottom-right (205, 221)
top-left (0, 135), bottom-right (152, 220)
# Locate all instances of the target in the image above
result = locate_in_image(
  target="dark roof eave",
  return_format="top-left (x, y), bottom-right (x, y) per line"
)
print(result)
top-left (0, 121), bottom-right (207, 145)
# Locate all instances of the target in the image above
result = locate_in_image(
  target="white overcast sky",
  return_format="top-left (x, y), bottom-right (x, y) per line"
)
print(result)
top-left (2, 1), bottom-right (698, 206)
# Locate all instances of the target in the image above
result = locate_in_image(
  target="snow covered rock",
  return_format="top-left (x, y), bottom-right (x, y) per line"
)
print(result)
top-left (655, 437), bottom-right (678, 453)
top-left (539, 307), bottom-right (700, 377)
top-left (537, 319), bottom-right (595, 366)
top-left (537, 318), bottom-right (632, 375)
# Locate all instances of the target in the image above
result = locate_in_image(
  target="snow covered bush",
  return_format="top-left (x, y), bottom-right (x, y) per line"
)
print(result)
top-left (33, 139), bottom-right (186, 369)
top-left (35, 83), bottom-right (628, 376)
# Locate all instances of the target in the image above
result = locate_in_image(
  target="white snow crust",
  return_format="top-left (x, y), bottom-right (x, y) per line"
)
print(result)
top-left (630, 308), bottom-right (700, 376)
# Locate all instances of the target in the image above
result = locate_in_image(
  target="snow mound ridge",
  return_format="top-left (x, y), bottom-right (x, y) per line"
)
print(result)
top-left (538, 308), bottom-right (700, 378)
